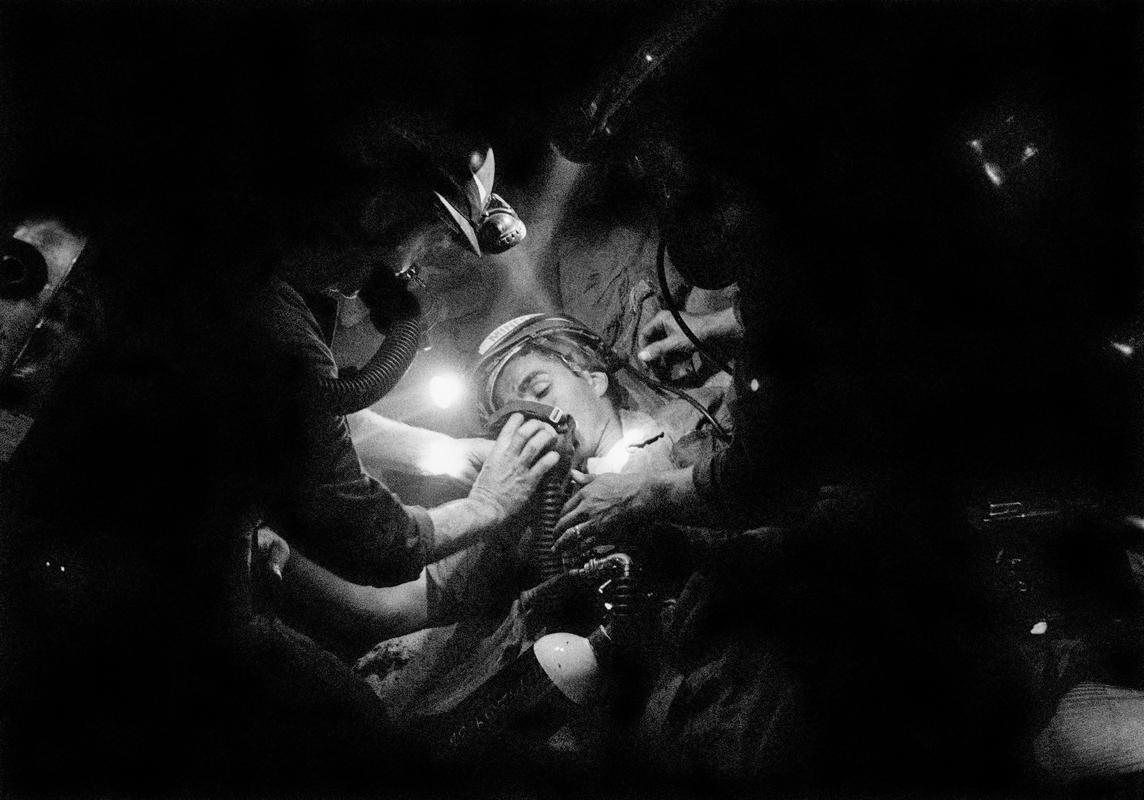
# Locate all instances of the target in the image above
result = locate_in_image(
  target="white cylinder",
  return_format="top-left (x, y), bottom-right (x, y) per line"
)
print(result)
top-left (532, 632), bottom-right (601, 705)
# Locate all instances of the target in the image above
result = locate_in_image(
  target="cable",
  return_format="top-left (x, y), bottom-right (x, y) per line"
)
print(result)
top-left (655, 225), bottom-right (736, 378)
top-left (624, 363), bottom-right (731, 442)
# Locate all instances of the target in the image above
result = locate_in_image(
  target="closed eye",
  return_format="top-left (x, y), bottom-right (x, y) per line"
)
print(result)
top-left (517, 370), bottom-right (552, 401)
top-left (526, 380), bottom-right (551, 400)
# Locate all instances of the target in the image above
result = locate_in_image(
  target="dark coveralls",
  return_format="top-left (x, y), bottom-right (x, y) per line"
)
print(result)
top-left (0, 268), bottom-right (428, 794)
top-left (253, 278), bottom-right (435, 587)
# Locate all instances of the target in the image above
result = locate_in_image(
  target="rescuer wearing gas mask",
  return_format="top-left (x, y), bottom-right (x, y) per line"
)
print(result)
top-left (550, 148), bottom-right (831, 550)
top-left (226, 128), bottom-right (553, 786)
top-left (251, 123), bottom-right (548, 593)
top-left (540, 3), bottom-right (1118, 786)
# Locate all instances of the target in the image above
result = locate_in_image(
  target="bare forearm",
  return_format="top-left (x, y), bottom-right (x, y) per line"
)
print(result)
top-left (424, 497), bottom-right (502, 562)
top-left (285, 553), bottom-right (429, 640)
top-left (348, 410), bottom-right (459, 476)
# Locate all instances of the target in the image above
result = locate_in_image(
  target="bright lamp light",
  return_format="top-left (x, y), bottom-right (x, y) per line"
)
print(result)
top-left (427, 372), bottom-right (466, 409)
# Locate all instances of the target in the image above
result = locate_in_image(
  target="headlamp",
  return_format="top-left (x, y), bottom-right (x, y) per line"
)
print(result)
top-left (434, 148), bottom-right (527, 256)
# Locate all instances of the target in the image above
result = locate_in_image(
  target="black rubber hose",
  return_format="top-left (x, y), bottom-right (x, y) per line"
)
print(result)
top-left (656, 228), bottom-right (735, 377)
top-left (534, 448), bottom-right (572, 580)
top-left (316, 275), bottom-right (422, 416)
top-left (609, 572), bottom-right (638, 622)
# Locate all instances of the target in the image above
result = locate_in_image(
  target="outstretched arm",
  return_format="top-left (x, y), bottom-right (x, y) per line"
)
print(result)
top-left (287, 551), bottom-right (432, 641)
top-left (257, 526), bottom-right (488, 642)
top-left (348, 409), bottom-right (493, 488)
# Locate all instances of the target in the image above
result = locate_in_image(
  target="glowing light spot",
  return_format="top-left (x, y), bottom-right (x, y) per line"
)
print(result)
top-left (428, 373), bottom-right (466, 409)
top-left (416, 439), bottom-right (470, 479)
top-left (968, 139), bottom-right (983, 153)
top-left (589, 427), bottom-right (654, 474)
top-left (591, 440), bottom-right (632, 474)
top-left (644, 53), bottom-right (654, 63)
top-left (1112, 341), bottom-right (1133, 358)
top-left (1030, 621), bottom-right (1048, 635)
top-left (59, 566), bottom-right (65, 573)
top-left (1022, 144), bottom-right (1038, 161)
top-left (45, 561), bottom-right (51, 568)
top-left (983, 162), bottom-right (1004, 186)
top-left (749, 378), bottom-right (760, 392)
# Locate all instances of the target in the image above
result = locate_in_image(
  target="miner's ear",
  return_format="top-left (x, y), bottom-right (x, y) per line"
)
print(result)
top-left (587, 370), bottom-right (609, 398)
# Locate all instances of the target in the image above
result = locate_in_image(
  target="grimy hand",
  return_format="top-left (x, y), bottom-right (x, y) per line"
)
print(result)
top-left (256, 525), bottom-right (291, 580)
top-left (553, 470), bottom-right (657, 555)
top-left (468, 412), bottom-right (559, 524)
top-left (454, 436), bottom-right (495, 487)
top-left (637, 309), bottom-right (702, 364)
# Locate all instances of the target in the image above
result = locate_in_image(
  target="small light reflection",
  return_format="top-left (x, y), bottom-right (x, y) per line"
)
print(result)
top-left (749, 378), bottom-right (760, 392)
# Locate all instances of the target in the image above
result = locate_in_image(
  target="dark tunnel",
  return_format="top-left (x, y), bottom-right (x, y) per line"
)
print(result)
top-left (0, 1), bottom-right (1143, 798)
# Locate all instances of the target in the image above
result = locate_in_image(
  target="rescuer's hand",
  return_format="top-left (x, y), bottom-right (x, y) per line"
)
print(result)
top-left (256, 524), bottom-right (292, 580)
top-left (252, 524), bottom-right (292, 615)
top-left (637, 306), bottom-right (743, 365)
top-left (468, 412), bottom-right (559, 525)
top-left (553, 470), bottom-right (657, 553)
